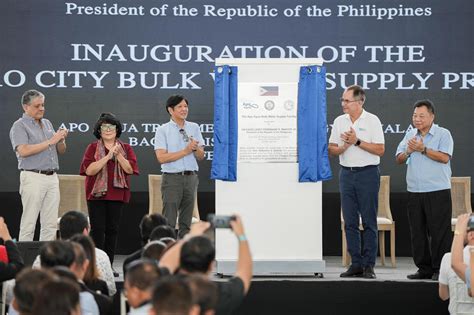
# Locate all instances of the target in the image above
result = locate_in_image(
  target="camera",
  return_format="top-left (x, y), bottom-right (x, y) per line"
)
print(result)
top-left (207, 214), bottom-right (236, 229)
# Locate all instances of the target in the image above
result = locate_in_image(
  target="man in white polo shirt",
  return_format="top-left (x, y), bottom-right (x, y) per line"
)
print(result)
top-left (329, 85), bottom-right (385, 279)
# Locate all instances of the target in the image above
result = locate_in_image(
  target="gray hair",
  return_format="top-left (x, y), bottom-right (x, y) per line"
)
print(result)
top-left (21, 89), bottom-right (44, 106)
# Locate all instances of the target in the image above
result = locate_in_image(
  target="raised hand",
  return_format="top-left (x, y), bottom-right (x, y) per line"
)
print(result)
top-left (230, 214), bottom-right (245, 237)
top-left (0, 217), bottom-right (12, 241)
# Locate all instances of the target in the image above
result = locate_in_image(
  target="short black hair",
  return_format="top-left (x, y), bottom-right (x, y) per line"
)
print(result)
top-left (32, 278), bottom-right (80, 315)
top-left (166, 95), bottom-right (188, 114)
top-left (151, 276), bottom-right (194, 314)
top-left (14, 268), bottom-right (55, 314)
top-left (59, 210), bottom-right (89, 240)
top-left (159, 237), bottom-right (177, 246)
top-left (149, 225), bottom-right (177, 241)
top-left (346, 85), bottom-right (366, 102)
top-left (139, 214), bottom-right (168, 245)
top-left (125, 259), bottom-right (161, 291)
top-left (40, 240), bottom-right (75, 268)
top-left (413, 99), bottom-right (435, 115)
top-left (142, 241), bottom-right (167, 261)
top-left (180, 236), bottom-right (215, 273)
top-left (92, 112), bottom-right (123, 139)
top-left (184, 275), bottom-right (218, 314)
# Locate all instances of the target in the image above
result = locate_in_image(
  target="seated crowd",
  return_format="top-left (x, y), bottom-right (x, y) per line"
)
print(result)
top-left (4, 209), bottom-right (474, 314)
top-left (1, 211), bottom-right (252, 315)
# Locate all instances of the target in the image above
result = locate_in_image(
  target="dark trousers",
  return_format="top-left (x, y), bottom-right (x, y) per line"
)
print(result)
top-left (407, 189), bottom-right (452, 274)
top-left (161, 173), bottom-right (198, 239)
top-left (87, 200), bottom-right (124, 264)
top-left (340, 166), bottom-right (380, 268)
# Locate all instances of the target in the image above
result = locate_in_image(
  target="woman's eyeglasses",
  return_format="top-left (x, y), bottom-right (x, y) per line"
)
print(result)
top-left (100, 124), bottom-right (117, 132)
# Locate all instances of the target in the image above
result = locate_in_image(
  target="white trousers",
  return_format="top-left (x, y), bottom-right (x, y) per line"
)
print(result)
top-left (19, 171), bottom-right (59, 241)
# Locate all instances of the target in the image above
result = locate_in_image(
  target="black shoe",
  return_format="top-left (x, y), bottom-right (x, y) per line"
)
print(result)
top-left (340, 265), bottom-right (363, 278)
top-left (431, 272), bottom-right (439, 281)
top-left (363, 266), bottom-right (376, 279)
top-left (407, 271), bottom-right (432, 280)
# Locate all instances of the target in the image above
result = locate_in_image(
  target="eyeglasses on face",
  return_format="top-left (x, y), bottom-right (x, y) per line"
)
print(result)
top-left (340, 98), bottom-right (361, 104)
top-left (179, 129), bottom-right (189, 142)
top-left (100, 124), bottom-right (117, 132)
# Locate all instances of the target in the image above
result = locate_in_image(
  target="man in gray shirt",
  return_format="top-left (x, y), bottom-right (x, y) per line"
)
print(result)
top-left (9, 90), bottom-right (68, 241)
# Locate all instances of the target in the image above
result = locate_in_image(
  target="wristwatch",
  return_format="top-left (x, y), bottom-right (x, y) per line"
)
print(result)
top-left (355, 139), bottom-right (361, 146)
top-left (421, 147), bottom-right (427, 155)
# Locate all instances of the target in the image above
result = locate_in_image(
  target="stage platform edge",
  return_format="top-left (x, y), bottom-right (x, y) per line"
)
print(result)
top-left (216, 259), bottom-right (326, 276)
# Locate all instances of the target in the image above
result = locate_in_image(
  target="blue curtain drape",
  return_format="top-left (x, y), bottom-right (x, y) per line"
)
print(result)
top-left (211, 65), bottom-right (238, 181)
top-left (297, 65), bottom-right (332, 182)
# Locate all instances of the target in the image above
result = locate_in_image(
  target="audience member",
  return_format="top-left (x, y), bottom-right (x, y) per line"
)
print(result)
top-left (31, 278), bottom-right (81, 315)
top-left (150, 276), bottom-right (199, 315)
top-left (149, 225), bottom-right (177, 241)
top-left (142, 241), bottom-right (167, 262)
top-left (50, 266), bottom-right (101, 315)
top-left (159, 237), bottom-right (177, 246)
top-left (33, 210), bottom-right (116, 296)
top-left (70, 242), bottom-right (112, 314)
top-left (39, 240), bottom-right (75, 268)
top-left (439, 214), bottom-right (474, 313)
top-left (452, 215), bottom-right (474, 297)
top-left (12, 268), bottom-right (54, 315)
top-left (123, 213), bottom-right (168, 275)
top-left (0, 217), bottom-right (24, 282)
top-left (160, 216), bottom-right (252, 315)
top-left (184, 274), bottom-right (218, 315)
top-left (38, 240), bottom-right (100, 315)
top-left (70, 234), bottom-right (109, 295)
top-left (124, 259), bottom-right (162, 314)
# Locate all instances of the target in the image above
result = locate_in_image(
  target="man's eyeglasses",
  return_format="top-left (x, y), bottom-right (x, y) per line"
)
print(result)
top-left (340, 98), bottom-right (361, 104)
top-left (100, 124), bottom-right (117, 132)
top-left (179, 129), bottom-right (189, 142)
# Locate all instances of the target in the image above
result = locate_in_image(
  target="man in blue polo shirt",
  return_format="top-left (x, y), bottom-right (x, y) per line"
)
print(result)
top-left (396, 99), bottom-right (454, 281)
top-left (9, 90), bottom-right (68, 241)
top-left (154, 95), bottom-right (205, 238)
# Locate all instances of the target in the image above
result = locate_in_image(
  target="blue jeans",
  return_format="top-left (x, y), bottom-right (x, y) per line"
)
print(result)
top-left (340, 165), bottom-right (380, 267)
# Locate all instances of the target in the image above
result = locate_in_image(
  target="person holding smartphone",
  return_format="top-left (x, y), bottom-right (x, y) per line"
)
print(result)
top-left (154, 95), bottom-right (205, 239)
top-left (9, 90), bottom-right (68, 241)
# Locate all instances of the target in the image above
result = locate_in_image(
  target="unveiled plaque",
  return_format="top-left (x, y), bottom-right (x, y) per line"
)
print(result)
top-left (238, 83), bottom-right (297, 162)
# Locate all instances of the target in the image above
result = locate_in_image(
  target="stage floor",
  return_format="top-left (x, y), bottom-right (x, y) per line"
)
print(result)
top-left (113, 255), bottom-right (425, 282)
top-left (113, 255), bottom-right (448, 315)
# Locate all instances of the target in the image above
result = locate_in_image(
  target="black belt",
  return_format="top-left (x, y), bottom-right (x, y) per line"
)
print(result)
top-left (21, 169), bottom-right (57, 176)
top-left (341, 165), bottom-right (378, 172)
top-left (163, 171), bottom-right (197, 176)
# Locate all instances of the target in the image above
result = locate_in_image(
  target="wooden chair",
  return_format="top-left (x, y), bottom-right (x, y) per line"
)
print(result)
top-left (148, 175), bottom-right (200, 226)
top-left (341, 175), bottom-right (396, 267)
top-left (451, 177), bottom-right (472, 231)
top-left (58, 174), bottom-right (88, 218)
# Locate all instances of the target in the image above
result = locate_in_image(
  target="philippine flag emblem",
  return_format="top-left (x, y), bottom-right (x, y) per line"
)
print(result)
top-left (259, 86), bottom-right (279, 96)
